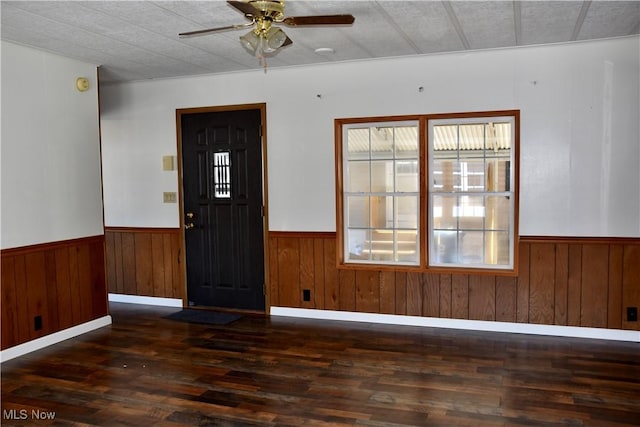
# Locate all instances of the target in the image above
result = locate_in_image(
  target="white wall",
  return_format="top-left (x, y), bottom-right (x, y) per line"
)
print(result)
top-left (1, 42), bottom-right (103, 249)
top-left (100, 36), bottom-right (640, 237)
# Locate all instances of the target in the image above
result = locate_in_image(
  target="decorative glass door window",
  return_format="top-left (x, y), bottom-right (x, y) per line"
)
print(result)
top-left (428, 117), bottom-right (515, 269)
top-left (213, 151), bottom-right (231, 198)
top-left (343, 122), bottom-right (420, 265)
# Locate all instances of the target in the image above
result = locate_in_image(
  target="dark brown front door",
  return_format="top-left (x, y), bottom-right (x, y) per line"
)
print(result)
top-left (180, 107), bottom-right (265, 311)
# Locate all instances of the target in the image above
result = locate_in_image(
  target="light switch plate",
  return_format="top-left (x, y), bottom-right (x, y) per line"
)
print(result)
top-left (162, 155), bottom-right (175, 171)
top-left (163, 192), bottom-right (177, 203)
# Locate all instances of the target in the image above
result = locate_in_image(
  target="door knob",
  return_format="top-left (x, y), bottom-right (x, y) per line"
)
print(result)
top-left (185, 222), bottom-right (195, 230)
top-left (186, 212), bottom-right (194, 219)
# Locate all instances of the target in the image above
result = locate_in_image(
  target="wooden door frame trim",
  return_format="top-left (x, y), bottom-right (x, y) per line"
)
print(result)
top-left (175, 103), bottom-right (269, 313)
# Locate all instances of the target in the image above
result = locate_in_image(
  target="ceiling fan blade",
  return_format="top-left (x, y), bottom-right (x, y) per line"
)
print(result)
top-left (282, 14), bottom-right (355, 26)
top-left (227, 0), bottom-right (261, 18)
top-left (179, 22), bottom-right (253, 38)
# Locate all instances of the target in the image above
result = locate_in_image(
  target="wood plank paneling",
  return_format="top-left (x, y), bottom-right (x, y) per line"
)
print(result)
top-left (355, 270), bottom-right (379, 313)
top-left (121, 233), bottom-right (137, 295)
top-left (406, 273), bottom-right (422, 316)
top-left (13, 256), bottom-right (31, 345)
top-left (323, 239), bottom-right (338, 310)
top-left (171, 234), bottom-right (182, 299)
top-left (90, 241), bottom-right (108, 319)
top-left (266, 232), bottom-right (640, 332)
top-left (105, 232), bottom-right (117, 294)
top-left (151, 234), bottom-right (166, 297)
top-left (607, 245), bottom-right (623, 329)
top-left (55, 248), bottom-right (73, 330)
top-left (495, 276), bottom-right (516, 322)
top-left (77, 245), bottom-right (93, 324)
top-left (44, 251), bottom-right (60, 334)
top-left (164, 234), bottom-right (177, 299)
top-left (299, 238), bottom-right (315, 308)
top-left (379, 271), bottom-right (396, 314)
top-left (277, 237), bottom-right (301, 307)
top-left (339, 270), bottom-right (356, 311)
top-left (68, 246), bottom-right (82, 325)
top-left (580, 244), bottom-right (609, 327)
top-left (313, 238), bottom-right (326, 309)
top-left (104, 230), bottom-right (639, 333)
top-left (268, 237), bottom-right (279, 307)
top-left (567, 244), bottom-right (583, 327)
top-left (516, 242), bottom-right (530, 323)
top-left (451, 274), bottom-right (469, 319)
top-left (1, 257), bottom-right (18, 349)
top-left (113, 232), bottom-right (124, 294)
top-left (25, 253), bottom-right (48, 339)
top-left (529, 243), bottom-right (555, 325)
top-left (24, 251), bottom-right (51, 339)
top-left (554, 244), bottom-right (569, 326)
top-left (395, 272), bottom-right (407, 315)
top-left (439, 274), bottom-right (452, 318)
top-left (1, 236), bottom-right (107, 350)
top-left (422, 273), bottom-right (440, 317)
top-left (104, 228), bottom-right (185, 301)
top-left (134, 233), bottom-right (153, 297)
top-left (622, 245), bottom-right (640, 331)
top-left (469, 275), bottom-right (495, 321)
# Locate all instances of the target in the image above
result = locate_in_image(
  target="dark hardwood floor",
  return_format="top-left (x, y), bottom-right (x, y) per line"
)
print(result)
top-left (1, 303), bottom-right (639, 426)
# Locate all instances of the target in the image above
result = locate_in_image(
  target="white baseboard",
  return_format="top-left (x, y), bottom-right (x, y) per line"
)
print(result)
top-left (0, 316), bottom-right (113, 363)
top-left (270, 307), bottom-right (640, 342)
top-left (108, 293), bottom-right (183, 308)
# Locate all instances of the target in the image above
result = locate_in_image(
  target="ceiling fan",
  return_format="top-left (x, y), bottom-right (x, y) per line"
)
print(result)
top-left (179, 1), bottom-right (355, 66)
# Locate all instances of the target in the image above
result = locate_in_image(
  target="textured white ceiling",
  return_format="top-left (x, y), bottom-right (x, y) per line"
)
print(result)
top-left (1, 1), bottom-right (638, 83)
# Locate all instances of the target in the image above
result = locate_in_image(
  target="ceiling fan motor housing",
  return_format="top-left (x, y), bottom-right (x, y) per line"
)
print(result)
top-left (249, 0), bottom-right (285, 21)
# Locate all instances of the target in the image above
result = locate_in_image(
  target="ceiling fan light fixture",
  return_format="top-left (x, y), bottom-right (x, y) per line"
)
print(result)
top-left (240, 26), bottom-right (288, 57)
top-left (240, 30), bottom-right (260, 52)
top-left (266, 27), bottom-right (288, 50)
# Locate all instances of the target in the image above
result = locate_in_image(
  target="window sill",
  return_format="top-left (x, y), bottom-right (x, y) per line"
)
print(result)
top-left (337, 262), bottom-right (518, 276)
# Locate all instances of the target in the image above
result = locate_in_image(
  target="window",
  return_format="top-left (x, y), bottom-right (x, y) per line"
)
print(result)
top-left (429, 117), bottom-right (516, 270)
top-left (213, 151), bottom-right (231, 198)
top-left (342, 122), bottom-right (420, 265)
top-left (336, 111), bottom-right (518, 272)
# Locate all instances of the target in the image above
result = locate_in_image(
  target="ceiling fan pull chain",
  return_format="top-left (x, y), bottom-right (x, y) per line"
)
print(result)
top-left (254, 36), bottom-right (268, 72)
top-left (259, 53), bottom-right (268, 72)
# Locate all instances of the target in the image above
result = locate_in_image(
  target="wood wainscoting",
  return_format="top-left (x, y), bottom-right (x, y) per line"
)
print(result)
top-left (105, 227), bottom-right (184, 301)
top-left (1, 235), bottom-right (107, 350)
top-left (268, 232), bottom-right (640, 331)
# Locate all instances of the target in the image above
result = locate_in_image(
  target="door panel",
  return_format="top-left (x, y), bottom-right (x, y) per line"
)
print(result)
top-left (181, 108), bottom-right (265, 311)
